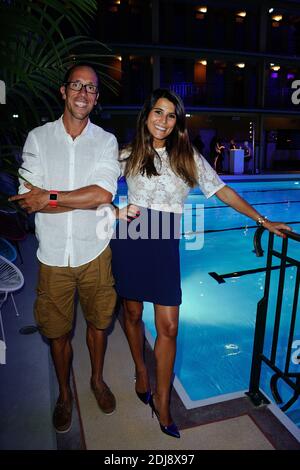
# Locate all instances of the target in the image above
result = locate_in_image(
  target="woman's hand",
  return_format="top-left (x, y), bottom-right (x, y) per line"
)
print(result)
top-left (116, 204), bottom-right (140, 221)
top-left (262, 220), bottom-right (293, 238)
top-left (216, 186), bottom-right (293, 238)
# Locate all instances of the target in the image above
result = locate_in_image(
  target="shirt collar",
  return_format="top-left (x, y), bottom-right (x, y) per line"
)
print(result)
top-left (57, 115), bottom-right (91, 140)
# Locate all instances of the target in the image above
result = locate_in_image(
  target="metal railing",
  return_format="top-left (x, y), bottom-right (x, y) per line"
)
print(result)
top-left (247, 228), bottom-right (300, 411)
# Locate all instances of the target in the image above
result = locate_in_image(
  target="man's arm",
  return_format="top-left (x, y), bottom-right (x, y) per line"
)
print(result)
top-left (9, 182), bottom-right (112, 214)
top-left (18, 132), bottom-right (45, 194)
top-left (55, 185), bottom-right (112, 208)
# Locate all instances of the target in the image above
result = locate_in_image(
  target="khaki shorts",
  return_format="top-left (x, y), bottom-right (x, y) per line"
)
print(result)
top-left (34, 246), bottom-right (117, 339)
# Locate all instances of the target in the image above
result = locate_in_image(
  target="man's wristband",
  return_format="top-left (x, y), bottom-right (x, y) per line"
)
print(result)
top-left (49, 190), bottom-right (59, 208)
top-left (256, 216), bottom-right (268, 227)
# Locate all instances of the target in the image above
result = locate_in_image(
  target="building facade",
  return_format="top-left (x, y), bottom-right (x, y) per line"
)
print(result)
top-left (96, 0), bottom-right (300, 173)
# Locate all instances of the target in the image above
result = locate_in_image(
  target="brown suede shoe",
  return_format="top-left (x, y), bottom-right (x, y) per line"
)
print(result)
top-left (53, 394), bottom-right (73, 433)
top-left (90, 381), bottom-right (116, 415)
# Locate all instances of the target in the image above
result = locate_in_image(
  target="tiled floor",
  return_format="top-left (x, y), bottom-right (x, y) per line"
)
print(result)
top-left (0, 235), bottom-right (55, 450)
top-left (1, 233), bottom-right (300, 451)
top-left (72, 309), bottom-right (300, 450)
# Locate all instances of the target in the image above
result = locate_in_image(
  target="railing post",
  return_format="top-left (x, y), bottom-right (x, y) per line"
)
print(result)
top-left (247, 228), bottom-right (300, 410)
top-left (246, 232), bottom-right (274, 406)
top-left (246, 295), bottom-right (270, 405)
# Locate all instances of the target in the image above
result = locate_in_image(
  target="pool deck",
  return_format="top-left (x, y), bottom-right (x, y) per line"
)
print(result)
top-left (69, 309), bottom-right (300, 451)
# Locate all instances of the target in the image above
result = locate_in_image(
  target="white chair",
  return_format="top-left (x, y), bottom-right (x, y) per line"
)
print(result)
top-left (0, 255), bottom-right (24, 364)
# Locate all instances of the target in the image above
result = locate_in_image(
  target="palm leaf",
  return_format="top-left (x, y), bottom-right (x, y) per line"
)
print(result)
top-left (1, 0), bottom-right (120, 185)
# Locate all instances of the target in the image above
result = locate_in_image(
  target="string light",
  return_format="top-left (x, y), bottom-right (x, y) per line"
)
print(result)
top-left (272, 14), bottom-right (283, 21)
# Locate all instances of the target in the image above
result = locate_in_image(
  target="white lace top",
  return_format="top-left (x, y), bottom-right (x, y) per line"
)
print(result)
top-left (120, 147), bottom-right (226, 213)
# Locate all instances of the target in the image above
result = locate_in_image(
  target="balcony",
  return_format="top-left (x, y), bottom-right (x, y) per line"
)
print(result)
top-left (265, 86), bottom-right (299, 110)
top-left (162, 81), bottom-right (255, 108)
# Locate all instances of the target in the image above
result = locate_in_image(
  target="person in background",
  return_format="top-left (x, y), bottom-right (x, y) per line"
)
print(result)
top-left (110, 88), bottom-right (292, 439)
top-left (213, 138), bottom-right (225, 173)
top-left (243, 140), bottom-right (252, 173)
top-left (229, 138), bottom-right (237, 150)
top-left (9, 63), bottom-right (120, 434)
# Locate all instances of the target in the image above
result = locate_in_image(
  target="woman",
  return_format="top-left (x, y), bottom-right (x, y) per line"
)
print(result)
top-left (110, 89), bottom-right (291, 438)
top-left (213, 138), bottom-right (225, 173)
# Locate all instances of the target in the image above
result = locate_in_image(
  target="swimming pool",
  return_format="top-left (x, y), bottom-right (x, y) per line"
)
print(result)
top-left (116, 178), bottom-right (300, 426)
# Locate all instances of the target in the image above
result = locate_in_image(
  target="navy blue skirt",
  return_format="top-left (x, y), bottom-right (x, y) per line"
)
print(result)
top-left (110, 207), bottom-right (182, 306)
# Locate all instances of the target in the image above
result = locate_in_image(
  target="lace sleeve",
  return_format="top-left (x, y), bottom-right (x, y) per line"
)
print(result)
top-left (194, 152), bottom-right (226, 198)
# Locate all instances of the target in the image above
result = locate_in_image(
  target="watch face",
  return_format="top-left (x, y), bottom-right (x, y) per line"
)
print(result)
top-left (49, 193), bottom-right (58, 200)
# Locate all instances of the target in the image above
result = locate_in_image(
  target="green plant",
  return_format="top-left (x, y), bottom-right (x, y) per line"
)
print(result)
top-left (0, 0), bottom-right (119, 207)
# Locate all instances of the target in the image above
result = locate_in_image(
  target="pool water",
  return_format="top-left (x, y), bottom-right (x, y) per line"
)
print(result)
top-left (116, 179), bottom-right (300, 426)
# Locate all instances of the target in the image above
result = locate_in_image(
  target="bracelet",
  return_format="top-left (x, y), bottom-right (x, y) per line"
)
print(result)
top-left (256, 216), bottom-right (268, 227)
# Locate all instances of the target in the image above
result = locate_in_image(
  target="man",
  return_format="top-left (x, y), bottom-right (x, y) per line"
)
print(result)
top-left (10, 63), bottom-right (120, 433)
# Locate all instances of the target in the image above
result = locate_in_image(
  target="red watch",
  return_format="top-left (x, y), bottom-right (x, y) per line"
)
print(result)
top-left (49, 190), bottom-right (58, 208)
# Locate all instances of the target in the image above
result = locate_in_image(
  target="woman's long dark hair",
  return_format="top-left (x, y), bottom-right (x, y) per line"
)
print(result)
top-left (124, 88), bottom-right (198, 187)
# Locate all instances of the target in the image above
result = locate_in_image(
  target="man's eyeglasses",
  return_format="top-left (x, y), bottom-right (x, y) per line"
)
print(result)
top-left (65, 81), bottom-right (98, 94)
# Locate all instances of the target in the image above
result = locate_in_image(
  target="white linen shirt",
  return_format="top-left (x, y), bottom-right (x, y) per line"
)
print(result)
top-left (19, 117), bottom-right (120, 267)
top-left (120, 147), bottom-right (225, 213)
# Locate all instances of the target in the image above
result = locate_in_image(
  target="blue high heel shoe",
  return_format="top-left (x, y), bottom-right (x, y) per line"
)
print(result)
top-left (134, 375), bottom-right (151, 405)
top-left (136, 389), bottom-right (151, 405)
top-left (149, 394), bottom-right (180, 438)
